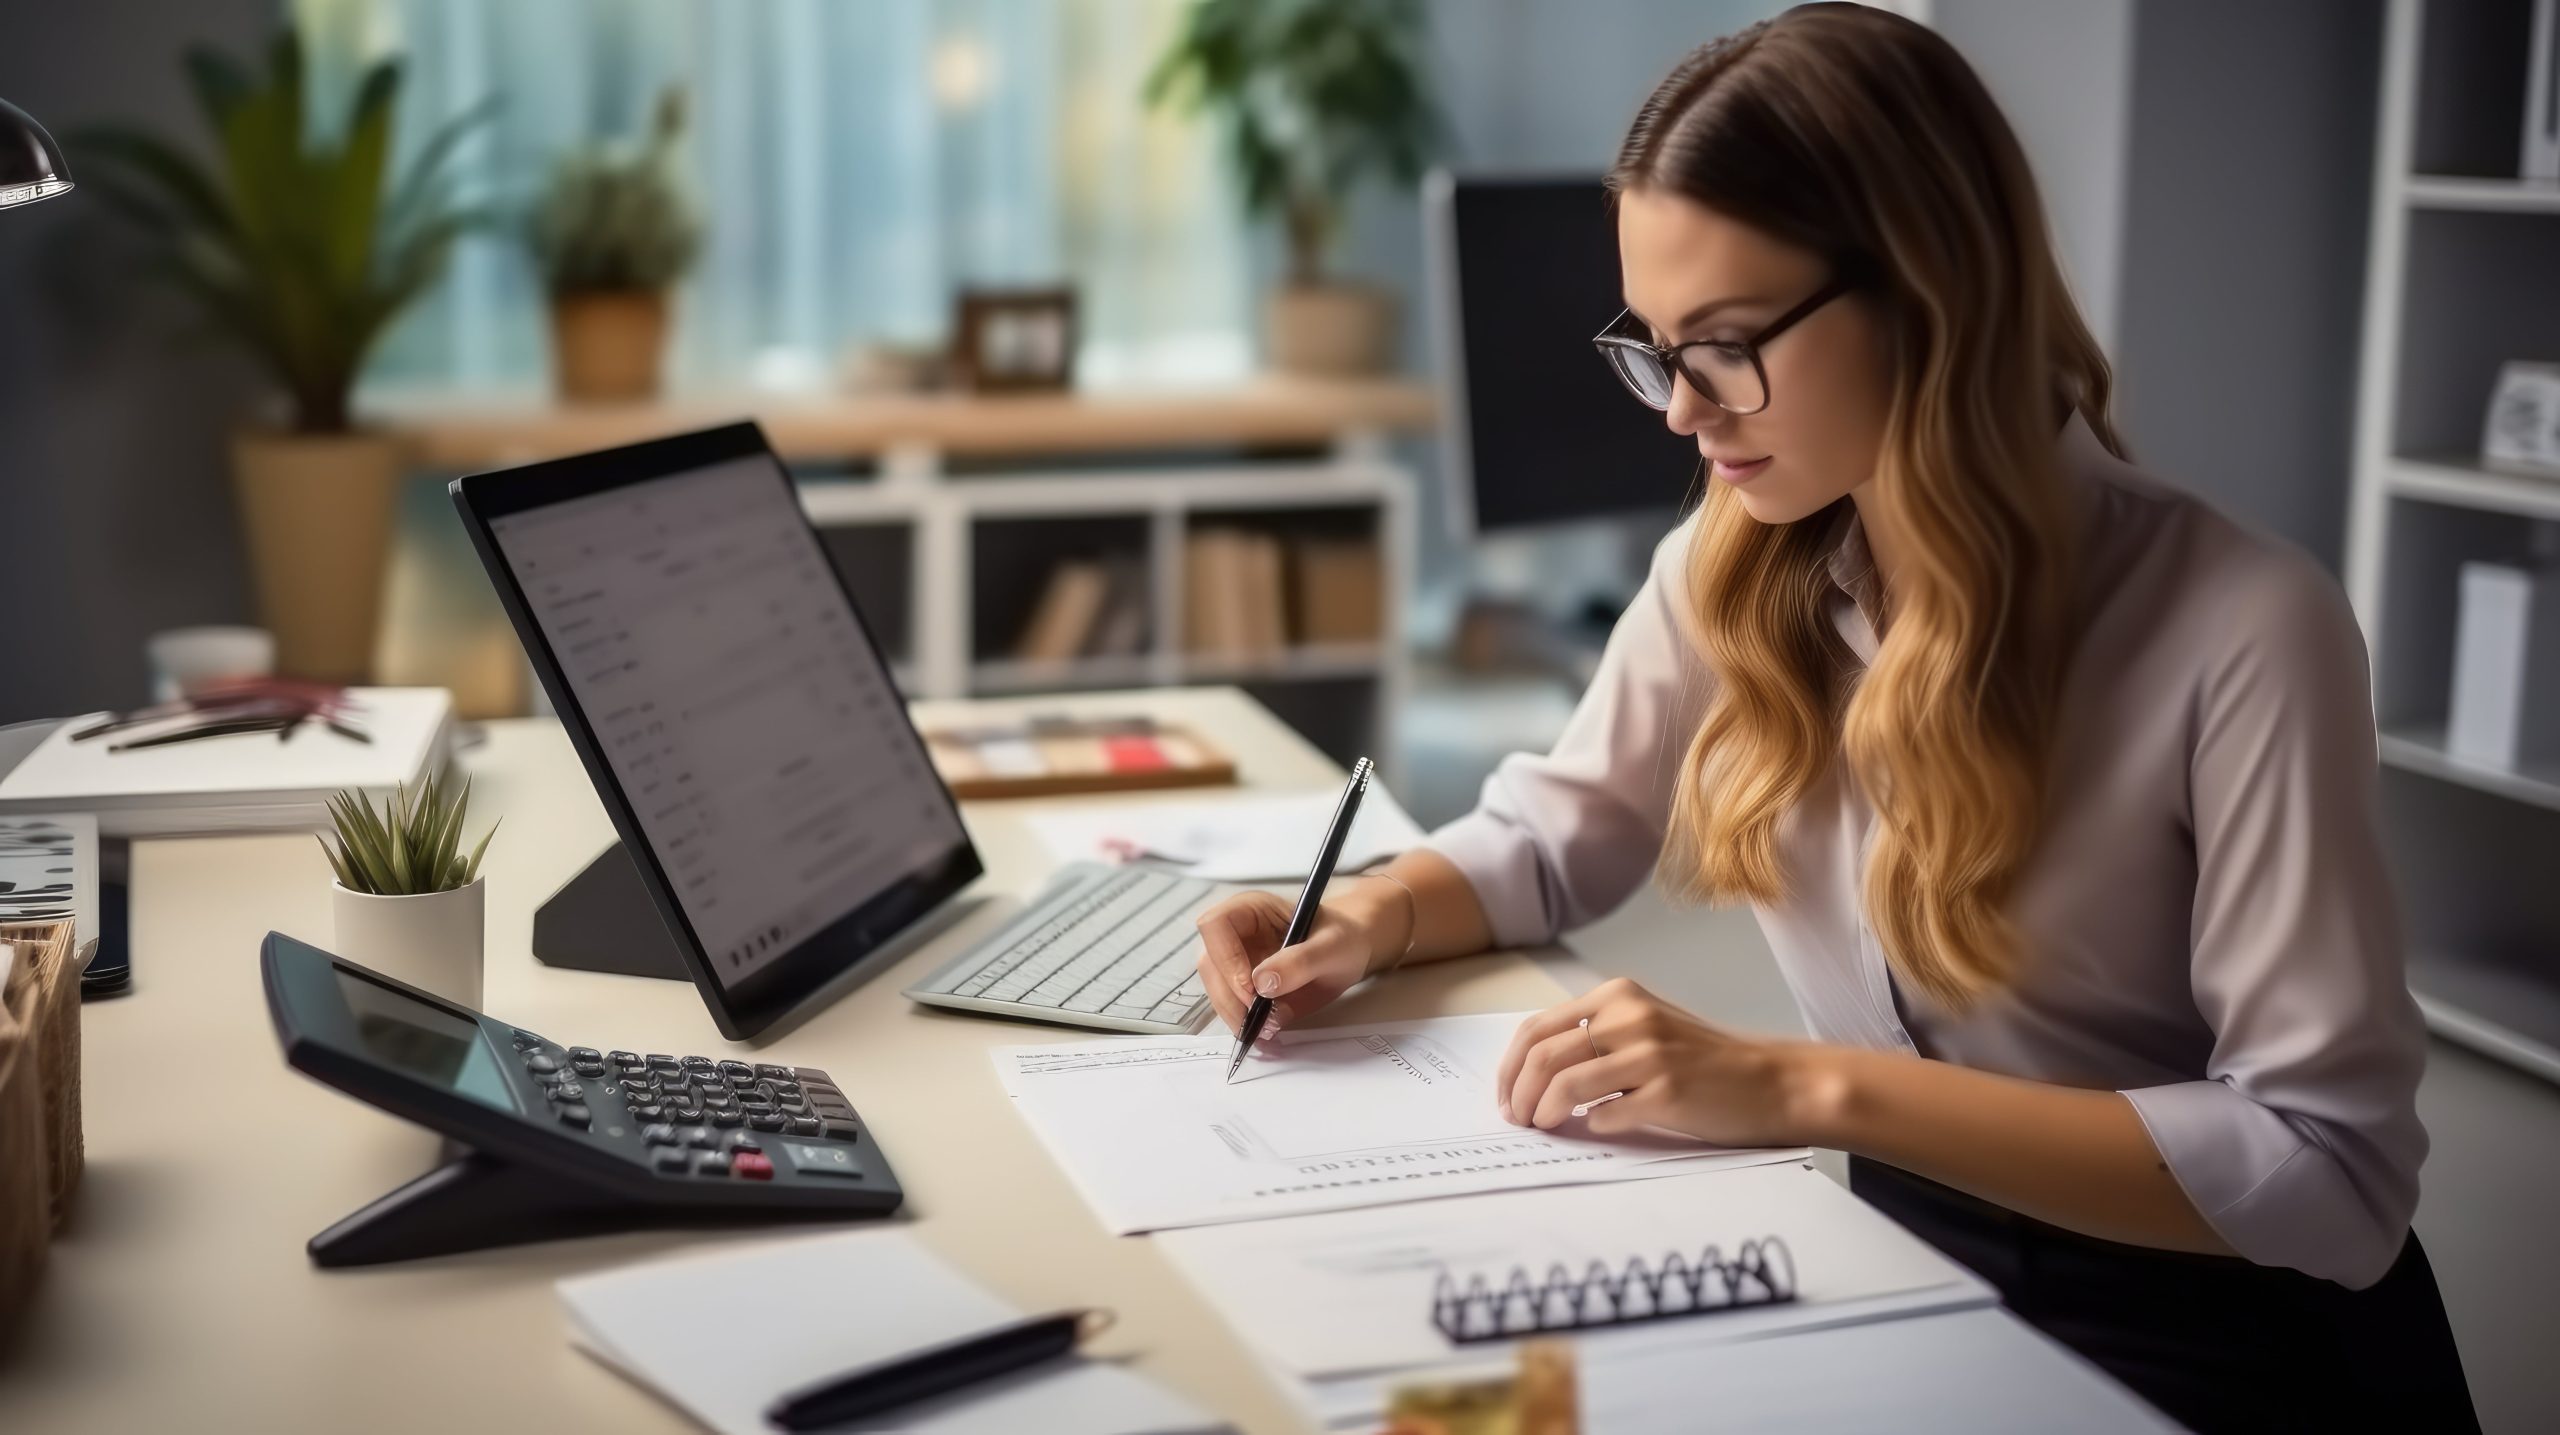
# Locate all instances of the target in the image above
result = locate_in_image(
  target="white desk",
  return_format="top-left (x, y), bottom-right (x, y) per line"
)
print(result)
top-left (0, 687), bottom-right (2171, 1433)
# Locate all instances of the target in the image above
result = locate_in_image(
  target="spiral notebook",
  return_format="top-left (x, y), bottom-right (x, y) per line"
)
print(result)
top-left (1429, 1235), bottom-right (1798, 1343)
top-left (1155, 1163), bottom-right (1997, 1393)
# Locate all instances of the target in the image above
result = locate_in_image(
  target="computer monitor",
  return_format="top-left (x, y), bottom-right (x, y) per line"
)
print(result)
top-left (1423, 172), bottom-right (1699, 534)
top-left (451, 423), bottom-right (982, 1040)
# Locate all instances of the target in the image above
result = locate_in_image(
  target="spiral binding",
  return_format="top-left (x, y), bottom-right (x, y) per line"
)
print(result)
top-left (1428, 1235), bottom-right (1798, 1343)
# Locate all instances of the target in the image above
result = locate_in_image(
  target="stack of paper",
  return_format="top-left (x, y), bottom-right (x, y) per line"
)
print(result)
top-left (993, 1013), bottom-right (1804, 1234)
top-left (1153, 1163), bottom-right (1997, 1428)
top-left (1576, 1304), bottom-right (2180, 1435)
top-left (0, 688), bottom-right (453, 838)
top-left (560, 1229), bottom-right (1226, 1435)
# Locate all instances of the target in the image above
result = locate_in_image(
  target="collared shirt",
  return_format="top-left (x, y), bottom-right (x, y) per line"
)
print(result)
top-left (1426, 413), bottom-right (2427, 1289)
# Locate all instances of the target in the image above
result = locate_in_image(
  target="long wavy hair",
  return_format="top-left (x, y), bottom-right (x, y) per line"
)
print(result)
top-left (1620, 4), bottom-right (2124, 1010)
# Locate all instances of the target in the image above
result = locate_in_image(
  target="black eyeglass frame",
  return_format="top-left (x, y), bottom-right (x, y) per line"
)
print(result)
top-left (1591, 271), bottom-right (1861, 416)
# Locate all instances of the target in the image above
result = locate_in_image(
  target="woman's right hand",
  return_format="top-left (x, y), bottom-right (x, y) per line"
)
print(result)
top-left (1193, 888), bottom-right (1383, 1040)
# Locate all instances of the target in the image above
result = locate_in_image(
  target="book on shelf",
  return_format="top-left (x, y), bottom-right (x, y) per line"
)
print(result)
top-left (1184, 527), bottom-right (1286, 661)
top-left (1289, 535), bottom-right (1384, 646)
top-left (1185, 526), bottom-right (1384, 661)
top-left (1012, 559), bottom-right (1113, 664)
top-left (1084, 552), bottom-right (1151, 659)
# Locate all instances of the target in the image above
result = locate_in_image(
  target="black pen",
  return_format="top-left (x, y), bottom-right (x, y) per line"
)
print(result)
top-left (764, 1309), bottom-right (1113, 1430)
top-left (1227, 757), bottom-right (1373, 1083)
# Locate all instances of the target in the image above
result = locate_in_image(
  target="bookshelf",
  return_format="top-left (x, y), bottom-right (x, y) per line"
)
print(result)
top-left (2347, 0), bottom-right (2560, 1084)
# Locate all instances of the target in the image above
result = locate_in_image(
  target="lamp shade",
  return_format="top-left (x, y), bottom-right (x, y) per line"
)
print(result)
top-left (0, 96), bottom-right (73, 210)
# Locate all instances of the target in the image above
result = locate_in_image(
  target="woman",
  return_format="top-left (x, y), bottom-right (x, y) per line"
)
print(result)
top-left (1192, 6), bottom-right (2475, 1431)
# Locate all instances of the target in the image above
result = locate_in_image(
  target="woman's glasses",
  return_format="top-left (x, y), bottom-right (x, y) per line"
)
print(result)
top-left (1591, 273), bottom-right (1859, 416)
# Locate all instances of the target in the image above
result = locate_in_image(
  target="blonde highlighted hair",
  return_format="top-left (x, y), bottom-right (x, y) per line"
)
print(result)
top-left (1616, 4), bottom-right (2124, 1010)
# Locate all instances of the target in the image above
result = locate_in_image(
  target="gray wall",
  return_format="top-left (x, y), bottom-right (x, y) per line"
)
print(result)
top-left (1936, 0), bottom-right (2383, 571)
top-left (1931, 0), bottom-right (2138, 353)
top-left (0, 0), bottom-right (274, 724)
top-left (2113, 0), bottom-right (2382, 571)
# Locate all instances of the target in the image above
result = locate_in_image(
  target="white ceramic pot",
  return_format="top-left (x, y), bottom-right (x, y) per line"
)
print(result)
top-left (331, 878), bottom-right (486, 1010)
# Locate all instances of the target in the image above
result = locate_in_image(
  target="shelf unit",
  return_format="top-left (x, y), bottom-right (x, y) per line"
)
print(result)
top-left (370, 380), bottom-right (1431, 763)
top-left (794, 457), bottom-right (1413, 764)
top-left (2348, 0), bottom-right (2560, 1084)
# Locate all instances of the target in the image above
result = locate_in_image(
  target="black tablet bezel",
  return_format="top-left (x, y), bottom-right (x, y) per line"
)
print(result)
top-left (447, 422), bottom-right (983, 1040)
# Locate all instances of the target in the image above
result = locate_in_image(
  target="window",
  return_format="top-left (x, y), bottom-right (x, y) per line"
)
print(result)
top-left (300, 0), bottom-right (1251, 395)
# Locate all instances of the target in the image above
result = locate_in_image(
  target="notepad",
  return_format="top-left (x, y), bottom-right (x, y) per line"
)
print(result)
top-left (1154, 1163), bottom-right (1993, 1383)
top-left (0, 688), bottom-right (452, 837)
top-left (993, 1012), bottom-right (1803, 1233)
top-left (559, 1230), bottom-right (1224, 1435)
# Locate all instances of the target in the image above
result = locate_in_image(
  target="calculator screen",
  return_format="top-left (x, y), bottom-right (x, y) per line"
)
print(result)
top-left (334, 967), bottom-right (519, 1113)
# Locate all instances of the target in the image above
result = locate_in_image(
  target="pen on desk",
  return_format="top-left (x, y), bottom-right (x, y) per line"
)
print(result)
top-left (1227, 756), bottom-right (1373, 1083)
top-left (763, 1309), bottom-right (1114, 1431)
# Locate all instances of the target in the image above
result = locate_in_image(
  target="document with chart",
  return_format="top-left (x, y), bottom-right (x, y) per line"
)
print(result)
top-left (993, 1012), bottom-right (1805, 1233)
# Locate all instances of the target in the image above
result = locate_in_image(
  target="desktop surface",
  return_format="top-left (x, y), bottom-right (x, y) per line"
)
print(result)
top-left (1, 689), bottom-right (1565, 1434)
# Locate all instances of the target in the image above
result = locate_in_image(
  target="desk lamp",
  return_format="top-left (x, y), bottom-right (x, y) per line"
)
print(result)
top-left (0, 97), bottom-right (73, 210)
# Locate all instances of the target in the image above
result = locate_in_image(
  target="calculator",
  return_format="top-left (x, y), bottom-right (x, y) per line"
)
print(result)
top-left (261, 931), bottom-right (903, 1267)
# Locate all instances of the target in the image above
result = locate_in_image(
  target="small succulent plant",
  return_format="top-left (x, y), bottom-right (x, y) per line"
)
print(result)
top-left (320, 767), bottom-right (497, 897)
top-left (528, 87), bottom-right (702, 296)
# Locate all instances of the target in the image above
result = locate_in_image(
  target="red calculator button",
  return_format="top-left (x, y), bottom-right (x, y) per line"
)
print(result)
top-left (733, 1152), bottom-right (775, 1180)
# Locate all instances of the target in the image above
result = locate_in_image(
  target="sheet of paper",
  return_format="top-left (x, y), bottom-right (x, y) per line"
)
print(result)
top-left (1154, 1163), bottom-right (1994, 1382)
top-left (559, 1230), bottom-right (1225, 1435)
top-left (1020, 787), bottom-right (1426, 882)
top-left (1578, 1306), bottom-right (2181, 1435)
top-left (994, 1012), bottom-right (1804, 1234)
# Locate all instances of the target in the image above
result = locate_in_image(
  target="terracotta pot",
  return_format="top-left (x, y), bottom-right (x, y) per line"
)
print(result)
top-left (551, 290), bottom-right (671, 402)
top-left (230, 429), bottom-right (403, 684)
top-left (1264, 281), bottom-right (1398, 376)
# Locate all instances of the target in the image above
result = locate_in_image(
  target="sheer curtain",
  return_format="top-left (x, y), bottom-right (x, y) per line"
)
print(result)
top-left (300, 0), bottom-right (1252, 396)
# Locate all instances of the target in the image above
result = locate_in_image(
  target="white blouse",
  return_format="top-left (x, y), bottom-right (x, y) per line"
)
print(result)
top-left (1425, 413), bottom-right (2428, 1289)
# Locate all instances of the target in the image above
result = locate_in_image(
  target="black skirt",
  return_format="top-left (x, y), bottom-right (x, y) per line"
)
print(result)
top-left (1849, 1157), bottom-right (2478, 1434)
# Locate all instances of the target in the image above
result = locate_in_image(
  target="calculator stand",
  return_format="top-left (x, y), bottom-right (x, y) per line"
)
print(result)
top-left (308, 1148), bottom-right (645, 1267)
top-left (308, 1147), bottom-right (861, 1267)
top-left (532, 841), bottom-right (690, 981)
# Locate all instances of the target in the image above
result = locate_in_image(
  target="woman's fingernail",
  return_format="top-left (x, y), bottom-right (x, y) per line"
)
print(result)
top-left (1254, 971), bottom-right (1279, 996)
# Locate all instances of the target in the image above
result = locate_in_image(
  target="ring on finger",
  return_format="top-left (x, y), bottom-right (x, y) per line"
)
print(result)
top-left (1571, 1089), bottom-right (1627, 1119)
top-left (1581, 1016), bottom-right (1604, 1061)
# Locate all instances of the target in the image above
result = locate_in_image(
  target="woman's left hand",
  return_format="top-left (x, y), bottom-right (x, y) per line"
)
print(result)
top-left (1495, 977), bottom-right (1811, 1147)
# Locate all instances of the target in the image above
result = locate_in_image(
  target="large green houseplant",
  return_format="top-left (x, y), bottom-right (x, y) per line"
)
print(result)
top-left (76, 32), bottom-right (489, 682)
top-left (1147, 0), bottom-right (1437, 375)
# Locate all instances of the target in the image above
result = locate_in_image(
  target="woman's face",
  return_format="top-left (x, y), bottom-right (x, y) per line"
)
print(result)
top-left (1615, 186), bottom-right (1895, 525)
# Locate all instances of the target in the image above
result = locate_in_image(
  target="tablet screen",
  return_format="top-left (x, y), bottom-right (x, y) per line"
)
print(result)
top-left (485, 452), bottom-right (970, 992)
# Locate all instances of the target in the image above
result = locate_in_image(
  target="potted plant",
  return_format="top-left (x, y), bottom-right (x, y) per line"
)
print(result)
top-left (529, 88), bottom-right (701, 403)
top-left (1147, 0), bottom-right (1438, 376)
top-left (74, 33), bottom-right (492, 684)
top-left (319, 769), bottom-right (498, 1009)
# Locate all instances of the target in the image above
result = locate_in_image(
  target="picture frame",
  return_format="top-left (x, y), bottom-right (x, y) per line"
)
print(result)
top-left (950, 286), bottom-right (1078, 394)
top-left (2482, 360), bottom-right (2560, 478)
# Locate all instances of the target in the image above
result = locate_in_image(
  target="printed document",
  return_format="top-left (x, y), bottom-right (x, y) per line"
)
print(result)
top-left (993, 1012), bottom-right (1803, 1234)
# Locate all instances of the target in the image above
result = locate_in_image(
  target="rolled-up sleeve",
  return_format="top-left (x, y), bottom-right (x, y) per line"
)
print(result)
top-left (2120, 550), bottom-right (2429, 1289)
top-left (1424, 521), bottom-right (1716, 948)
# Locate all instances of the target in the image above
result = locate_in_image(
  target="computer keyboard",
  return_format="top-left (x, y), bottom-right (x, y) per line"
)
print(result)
top-left (905, 862), bottom-right (1223, 1034)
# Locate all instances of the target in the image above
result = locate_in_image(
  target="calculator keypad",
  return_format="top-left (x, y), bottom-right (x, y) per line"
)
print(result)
top-left (514, 1038), bottom-right (864, 1182)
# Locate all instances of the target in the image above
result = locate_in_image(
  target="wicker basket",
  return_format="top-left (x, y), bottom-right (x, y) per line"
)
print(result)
top-left (0, 919), bottom-right (82, 1344)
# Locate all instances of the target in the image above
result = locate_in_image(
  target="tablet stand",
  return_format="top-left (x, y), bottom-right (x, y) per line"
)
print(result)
top-left (531, 842), bottom-right (690, 981)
